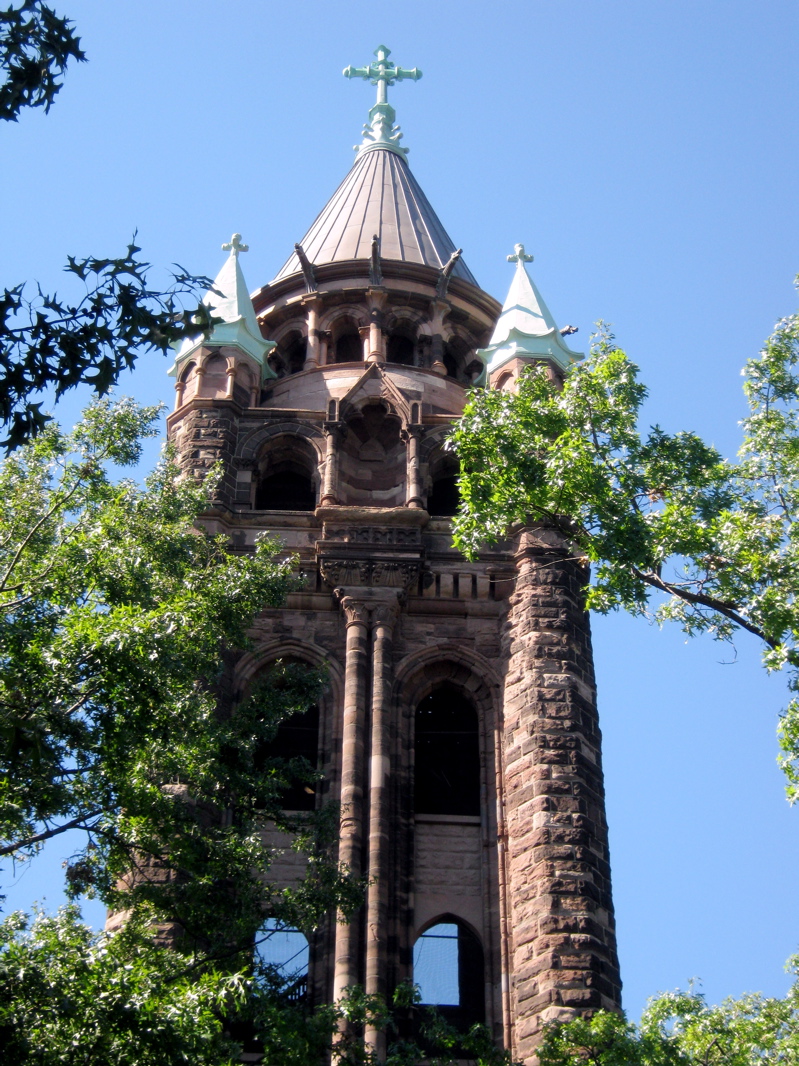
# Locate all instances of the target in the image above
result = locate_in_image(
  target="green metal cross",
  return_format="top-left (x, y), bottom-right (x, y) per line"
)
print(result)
top-left (343, 45), bottom-right (422, 106)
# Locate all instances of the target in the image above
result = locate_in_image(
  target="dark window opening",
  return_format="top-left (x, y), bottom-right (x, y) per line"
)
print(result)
top-left (413, 920), bottom-right (485, 1037)
top-left (335, 331), bottom-right (362, 363)
top-left (255, 470), bottom-right (315, 511)
top-left (387, 334), bottom-right (415, 366)
top-left (443, 346), bottom-right (459, 379)
top-left (284, 336), bottom-right (307, 374)
top-left (414, 686), bottom-right (480, 816)
top-left (256, 703), bottom-right (320, 811)
top-left (427, 474), bottom-right (460, 517)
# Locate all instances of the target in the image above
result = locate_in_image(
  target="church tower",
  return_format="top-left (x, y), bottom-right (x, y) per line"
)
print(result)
top-left (167, 47), bottom-right (621, 1063)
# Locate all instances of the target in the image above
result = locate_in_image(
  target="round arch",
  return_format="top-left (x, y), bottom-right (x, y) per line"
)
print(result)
top-left (237, 421), bottom-right (325, 466)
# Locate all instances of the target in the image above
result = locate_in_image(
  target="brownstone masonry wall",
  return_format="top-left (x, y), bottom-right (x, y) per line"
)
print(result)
top-left (501, 527), bottom-right (621, 1061)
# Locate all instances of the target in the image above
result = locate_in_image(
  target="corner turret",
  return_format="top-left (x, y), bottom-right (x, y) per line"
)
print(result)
top-left (479, 244), bottom-right (582, 389)
top-left (170, 233), bottom-right (276, 412)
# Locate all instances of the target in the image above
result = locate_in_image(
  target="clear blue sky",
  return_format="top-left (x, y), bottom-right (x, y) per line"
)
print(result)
top-left (1, 0), bottom-right (798, 1023)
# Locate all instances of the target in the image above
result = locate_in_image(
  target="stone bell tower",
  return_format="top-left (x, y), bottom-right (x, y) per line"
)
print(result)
top-left (167, 46), bottom-right (621, 1063)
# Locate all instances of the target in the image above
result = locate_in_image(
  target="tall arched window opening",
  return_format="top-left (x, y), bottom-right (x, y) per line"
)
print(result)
top-left (387, 333), bottom-right (415, 366)
top-left (256, 701), bottom-right (320, 811)
top-left (254, 436), bottom-right (317, 511)
top-left (335, 331), bottom-right (362, 363)
top-left (282, 332), bottom-right (307, 374)
top-left (414, 685), bottom-right (480, 816)
top-left (427, 454), bottom-right (461, 518)
top-left (413, 919), bottom-right (485, 1030)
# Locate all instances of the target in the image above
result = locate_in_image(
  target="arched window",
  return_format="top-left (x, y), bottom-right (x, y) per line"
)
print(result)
top-left (427, 453), bottom-right (461, 518)
top-left (283, 333), bottom-right (307, 374)
top-left (413, 919), bottom-right (485, 1029)
top-left (414, 685), bottom-right (480, 816)
top-left (335, 331), bottom-right (362, 363)
top-left (387, 333), bottom-right (415, 366)
top-left (254, 436), bottom-right (317, 511)
top-left (427, 474), bottom-right (459, 517)
top-left (256, 919), bottom-right (309, 1002)
top-left (256, 701), bottom-right (320, 811)
top-left (199, 352), bottom-right (228, 397)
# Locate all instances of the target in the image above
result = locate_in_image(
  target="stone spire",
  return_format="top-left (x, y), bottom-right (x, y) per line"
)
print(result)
top-left (344, 44), bottom-right (421, 157)
top-left (477, 244), bottom-right (582, 375)
top-left (170, 233), bottom-right (276, 376)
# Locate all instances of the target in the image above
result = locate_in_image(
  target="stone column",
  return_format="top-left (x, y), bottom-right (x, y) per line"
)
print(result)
top-left (225, 363), bottom-right (236, 399)
top-left (501, 527), bottom-right (621, 1062)
top-left (359, 326), bottom-right (371, 362)
top-left (403, 426), bottom-right (424, 509)
top-left (321, 422), bottom-right (345, 505)
top-left (320, 330), bottom-right (331, 367)
top-left (364, 596), bottom-right (400, 1058)
top-left (333, 594), bottom-right (371, 1003)
top-left (305, 299), bottom-right (321, 370)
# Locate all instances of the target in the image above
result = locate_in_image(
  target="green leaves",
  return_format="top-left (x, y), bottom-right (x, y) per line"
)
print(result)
top-left (454, 283), bottom-right (799, 796)
top-left (538, 976), bottom-right (799, 1066)
top-left (0, 243), bottom-right (216, 450)
top-left (0, 398), bottom-right (356, 959)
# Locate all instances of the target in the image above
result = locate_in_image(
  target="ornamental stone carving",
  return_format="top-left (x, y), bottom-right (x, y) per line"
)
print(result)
top-left (319, 557), bottom-right (420, 590)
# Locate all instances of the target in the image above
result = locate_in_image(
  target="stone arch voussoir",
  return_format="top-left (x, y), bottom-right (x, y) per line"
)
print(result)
top-left (237, 421), bottom-right (325, 464)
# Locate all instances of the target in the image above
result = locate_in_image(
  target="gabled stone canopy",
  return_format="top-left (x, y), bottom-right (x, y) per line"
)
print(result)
top-left (273, 146), bottom-right (478, 287)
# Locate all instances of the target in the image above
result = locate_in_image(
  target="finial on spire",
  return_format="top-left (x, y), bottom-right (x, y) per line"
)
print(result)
top-left (344, 45), bottom-right (421, 157)
top-left (222, 233), bottom-right (249, 257)
top-left (507, 243), bottom-right (533, 264)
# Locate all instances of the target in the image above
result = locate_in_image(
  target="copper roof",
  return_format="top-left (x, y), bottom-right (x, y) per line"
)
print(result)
top-left (273, 146), bottom-right (478, 287)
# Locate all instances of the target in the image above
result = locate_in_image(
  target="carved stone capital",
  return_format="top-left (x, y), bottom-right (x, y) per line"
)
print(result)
top-left (372, 597), bottom-right (400, 630)
top-left (335, 591), bottom-right (370, 627)
top-left (401, 425), bottom-right (424, 442)
top-left (323, 420), bottom-right (347, 441)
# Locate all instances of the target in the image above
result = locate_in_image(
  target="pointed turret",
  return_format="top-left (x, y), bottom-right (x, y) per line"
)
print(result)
top-left (478, 244), bottom-right (582, 380)
top-left (171, 233), bottom-right (276, 376)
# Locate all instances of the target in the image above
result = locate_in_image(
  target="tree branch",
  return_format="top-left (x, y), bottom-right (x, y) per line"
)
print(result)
top-left (0, 809), bottom-right (103, 857)
top-left (632, 566), bottom-right (776, 648)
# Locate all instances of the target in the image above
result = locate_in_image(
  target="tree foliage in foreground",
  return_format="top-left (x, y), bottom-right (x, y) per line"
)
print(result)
top-left (0, 0), bottom-right (83, 122)
top-left (0, 397), bottom-right (360, 950)
top-left (0, 907), bottom-right (515, 1066)
top-left (538, 974), bottom-right (799, 1066)
top-left (0, 240), bottom-right (217, 451)
top-left (454, 284), bottom-right (799, 797)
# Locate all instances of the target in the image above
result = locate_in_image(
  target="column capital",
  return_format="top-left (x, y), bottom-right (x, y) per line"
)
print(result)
top-left (401, 424), bottom-right (424, 441)
top-left (323, 420), bottom-right (347, 439)
top-left (335, 590), bottom-right (371, 627)
top-left (371, 595), bottom-right (401, 631)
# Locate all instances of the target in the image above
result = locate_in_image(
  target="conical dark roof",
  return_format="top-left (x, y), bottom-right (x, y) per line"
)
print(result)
top-left (273, 146), bottom-right (478, 286)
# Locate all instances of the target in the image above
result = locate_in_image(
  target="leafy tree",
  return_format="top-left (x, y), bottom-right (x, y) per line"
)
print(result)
top-left (0, 397), bottom-right (360, 947)
top-left (0, 242), bottom-right (218, 450)
top-left (1, 3), bottom-right (214, 451)
top-left (453, 285), bottom-right (799, 797)
top-left (537, 972), bottom-right (799, 1066)
top-left (0, 0), bottom-right (84, 122)
top-left (0, 906), bottom-right (519, 1065)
